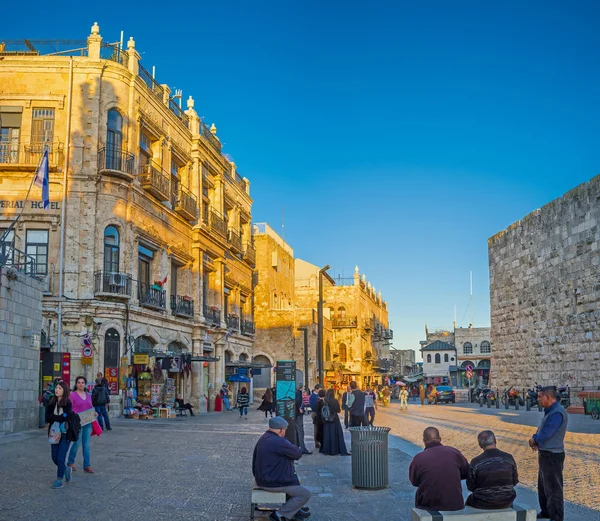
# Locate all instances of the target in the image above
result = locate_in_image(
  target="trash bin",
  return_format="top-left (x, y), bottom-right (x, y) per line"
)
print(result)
top-left (215, 396), bottom-right (222, 412)
top-left (348, 426), bottom-right (390, 489)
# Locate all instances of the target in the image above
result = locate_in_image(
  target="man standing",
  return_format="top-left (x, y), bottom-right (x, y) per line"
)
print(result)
top-left (341, 385), bottom-right (352, 428)
top-left (466, 430), bottom-right (518, 509)
top-left (309, 385), bottom-right (322, 448)
top-left (295, 385), bottom-right (312, 455)
top-left (400, 386), bottom-right (409, 411)
top-left (529, 386), bottom-right (568, 521)
top-left (419, 383), bottom-right (425, 406)
top-left (220, 383), bottom-right (232, 411)
top-left (91, 379), bottom-right (112, 431)
top-left (349, 381), bottom-right (367, 427)
top-left (253, 417), bottom-right (312, 521)
top-left (364, 386), bottom-right (377, 426)
top-left (409, 427), bottom-right (469, 511)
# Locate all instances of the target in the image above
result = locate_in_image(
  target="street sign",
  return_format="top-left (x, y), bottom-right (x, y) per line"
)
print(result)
top-left (276, 360), bottom-right (296, 445)
top-left (82, 345), bottom-right (93, 357)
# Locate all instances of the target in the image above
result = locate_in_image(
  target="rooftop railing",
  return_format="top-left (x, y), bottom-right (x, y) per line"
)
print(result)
top-left (200, 122), bottom-right (222, 153)
top-left (138, 63), bottom-right (165, 103)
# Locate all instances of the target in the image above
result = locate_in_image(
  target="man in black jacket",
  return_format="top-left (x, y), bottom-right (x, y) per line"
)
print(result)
top-left (253, 417), bottom-right (311, 521)
top-left (349, 381), bottom-right (367, 426)
top-left (92, 379), bottom-right (112, 431)
top-left (295, 385), bottom-right (312, 455)
top-left (466, 430), bottom-right (519, 509)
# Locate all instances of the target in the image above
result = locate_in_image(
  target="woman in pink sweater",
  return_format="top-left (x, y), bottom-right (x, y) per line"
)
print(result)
top-left (67, 376), bottom-right (96, 473)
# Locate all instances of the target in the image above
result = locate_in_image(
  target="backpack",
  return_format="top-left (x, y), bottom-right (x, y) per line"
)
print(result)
top-left (321, 403), bottom-right (334, 423)
top-left (346, 393), bottom-right (355, 409)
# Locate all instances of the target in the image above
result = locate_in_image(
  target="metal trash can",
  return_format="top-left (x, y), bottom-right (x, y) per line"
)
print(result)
top-left (348, 426), bottom-right (391, 489)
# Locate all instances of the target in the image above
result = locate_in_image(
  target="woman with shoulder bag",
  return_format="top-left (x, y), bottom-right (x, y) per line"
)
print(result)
top-left (45, 381), bottom-right (73, 489)
top-left (67, 376), bottom-right (97, 474)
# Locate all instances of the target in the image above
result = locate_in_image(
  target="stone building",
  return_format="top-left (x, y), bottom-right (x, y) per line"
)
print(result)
top-left (489, 175), bottom-right (600, 389)
top-left (389, 349), bottom-right (416, 377)
top-left (0, 24), bottom-right (255, 413)
top-left (420, 340), bottom-right (457, 385)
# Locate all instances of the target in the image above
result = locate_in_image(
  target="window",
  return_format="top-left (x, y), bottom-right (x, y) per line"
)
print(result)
top-left (337, 307), bottom-right (346, 320)
top-left (224, 287), bottom-right (230, 316)
top-left (104, 328), bottom-right (120, 369)
top-left (463, 342), bottom-right (473, 355)
top-left (339, 344), bottom-right (347, 363)
top-left (170, 157), bottom-right (180, 207)
top-left (103, 226), bottom-right (120, 273)
top-left (139, 132), bottom-right (152, 167)
top-left (480, 341), bottom-right (491, 354)
top-left (0, 106), bottom-right (22, 163)
top-left (427, 354), bottom-right (432, 363)
top-left (444, 353), bottom-right (449, 363)
top-left (107, 109), bottom-right (123, 152)
top-left (134, 335), bottom-right (155, 353)
top-left (0, 228), bottom-right (15, 265)
top-left (26, 229), bottom-right (48, 275)
top-left (138, 244), bottom-right (154, 287)
top-left (435, 353), bottom-right (441, 364)
top-left (325, 341), bottom-right (331, 362)
top-left (31, 109), bottom-right (55, 145)
top-left (273, 292), bottom-right (278, 309)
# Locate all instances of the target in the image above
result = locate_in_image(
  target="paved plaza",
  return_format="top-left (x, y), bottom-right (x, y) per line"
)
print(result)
top-left (0, 403), bottom-right (599, 521)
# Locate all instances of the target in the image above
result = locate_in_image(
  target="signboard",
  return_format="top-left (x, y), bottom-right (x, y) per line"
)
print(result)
top-left (133, 354), bottom-right (149, 365)
top-left (465, 364), bottom-right (473, 379)
top-left (120, 357), bottom-right (129, 390)
top-left (78, 408), bottom-right (96, 426)
top-left (276, 360), bottom-right (296, 445)
top-left (82, 346), bottom-right (93, 357)
top-left (61, 353), bottom-right (71, 386)
top-left (105, 367), bottom-right (118, 395)
top-left (81, 356), bottom-right (93, 365)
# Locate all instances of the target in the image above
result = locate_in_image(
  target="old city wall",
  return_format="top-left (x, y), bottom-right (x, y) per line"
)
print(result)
top-left (489, 175), bottom-right (600, 388)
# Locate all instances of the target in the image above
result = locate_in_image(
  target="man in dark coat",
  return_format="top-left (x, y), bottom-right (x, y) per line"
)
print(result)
top-left (349, 381), bottom-right (367, 427)
top-left (253, 417), bottom-right (311, 521)
top-left (409, 427), bottom-right (469, 511)
top-left (295, 385), bottom-right (312, 455)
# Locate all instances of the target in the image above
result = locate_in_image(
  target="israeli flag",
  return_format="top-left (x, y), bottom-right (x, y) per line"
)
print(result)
top-left (33, 149), bottom-right (49, 210)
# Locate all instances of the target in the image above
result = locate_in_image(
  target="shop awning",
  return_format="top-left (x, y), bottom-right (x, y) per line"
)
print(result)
top-left (227, 374), bottom-right (251, 382)
top-left (404, 375), bottom-right (423, 383)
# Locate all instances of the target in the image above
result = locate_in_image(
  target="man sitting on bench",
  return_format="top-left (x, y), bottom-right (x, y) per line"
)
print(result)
top-left (175, 395), bottom-right (194, 416)
top-left (252, 416), bottom-right (311, 521)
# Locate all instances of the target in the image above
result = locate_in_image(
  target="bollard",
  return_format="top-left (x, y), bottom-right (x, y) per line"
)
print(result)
top-left (515, 399), bottom-right (519, 411)
top-left (479, 395), bottom-right (484, 407)
top-left (504, 396), bottom-right (509, 410)
top-left (496, 392), bottom-right (500, 409)
top-left (526, 398), bottom-right (531, 411)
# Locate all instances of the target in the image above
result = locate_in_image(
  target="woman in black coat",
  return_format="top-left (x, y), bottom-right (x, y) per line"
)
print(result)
top-left (45, 381), bottom-right (73, 488)
top-left (314, 389), bottom-right (327, 448)
top-left (320, 388), bottom-right (350, 456)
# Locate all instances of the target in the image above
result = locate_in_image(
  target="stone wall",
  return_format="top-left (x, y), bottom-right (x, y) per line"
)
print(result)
top-left (489, 175), bottom-right (600, 388)
top-left (0, 266), bottom-right (44, 434)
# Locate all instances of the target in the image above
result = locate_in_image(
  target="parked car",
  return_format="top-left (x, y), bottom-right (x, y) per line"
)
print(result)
top-left (435, 386), bottom-right (456, 404)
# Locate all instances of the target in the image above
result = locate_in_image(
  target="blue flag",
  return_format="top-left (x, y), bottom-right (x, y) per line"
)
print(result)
top-left (33, 149), bottom-right (49, 210)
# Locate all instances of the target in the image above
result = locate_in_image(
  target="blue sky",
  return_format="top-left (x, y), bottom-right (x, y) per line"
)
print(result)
top-left (5, 1), bottom-right (599, 354)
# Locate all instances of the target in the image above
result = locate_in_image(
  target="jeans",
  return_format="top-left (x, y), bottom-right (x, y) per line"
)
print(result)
top-left (51, 436), bottom-right (70, 479)
top-left (223, 397), bottom-right (231, 411)
top-left (295, 414), bottom-right (307, 452)
top-left (260, 484), bottom-right (311, 519)
top-left (311, 412), bottom-right (320, 447)
top-left (68, 423), bottom-right (92, 468)
top-left (95, 405), bottom-right (111, 430)
top-left (343, 408), bottom-right (349, 428)
top-left (538, 450), bottom-right (565, 521)
top-left (365, 406), bottom-right (375, 425)
top-left (350, 414), bottom-right (368, 427)
top-left (239, 406), bottom-right (248, 416)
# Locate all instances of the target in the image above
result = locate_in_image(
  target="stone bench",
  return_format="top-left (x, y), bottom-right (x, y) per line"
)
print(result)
top-left (412, 505), bottom-right (536, 521)
top-left (250, 488), bottom-right (286, 520)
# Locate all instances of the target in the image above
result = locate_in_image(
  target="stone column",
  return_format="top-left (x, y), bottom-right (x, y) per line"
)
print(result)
top-left (87, 23), bottom-right (102, 59)
top-left (126, 37), bottom-right (140, 76)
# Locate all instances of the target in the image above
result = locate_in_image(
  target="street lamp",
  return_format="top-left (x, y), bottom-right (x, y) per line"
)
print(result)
top-left (317, 264), bottom-right (330, 385)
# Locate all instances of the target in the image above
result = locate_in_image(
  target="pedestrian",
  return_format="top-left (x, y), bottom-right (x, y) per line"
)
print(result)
top-left (271, 386), bottom-right (277, 413)
top-left (400, 386), bottom-right (409, 411)
top-left (309, 384), bottom-right (322, 447)
top-left (175, 394), bottom-right (195, 416)
top-left (220, 383), bottom-right (232, 411)
top-left (46, 381), bottom-right (73, 489)
top-left (67, 376), bottom-right (96, 474)
top-left (341, 385), bottom-right (353, 428)
top-left (364, 386), bottom-right (377, 426)
top-left (320, 389), bottom-right (350, 456)
top-left (237, 386), bottom-right (250, 419)
top-left (349, 381), bottom-right (368, 426)
top-left (258, 387), bottom-right (275, 419)
top-left (252, 417), bottom-right (311, 521)
top-left (529, 386), bottom-right (568, 521)
top-left (294, 384), bottom-right (312, 454)
top-left (419, 383), bottom-right (425, 406)
top-left (466, 430), bottom-right (519, 509)
top-left (409, 427), bottom-right (469, 511)
top-left (96, 371), bottom-right (109, 390)
top-left (91, 378), bottom-right (112, 430)
top-left (314, 389), bottom-right (327, 448)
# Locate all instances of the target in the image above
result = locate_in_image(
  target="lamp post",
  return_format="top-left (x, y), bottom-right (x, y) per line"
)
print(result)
top-left (297, 327), bottom-right (309, 389)
top-left (317, 264), bottom-right (330, 386)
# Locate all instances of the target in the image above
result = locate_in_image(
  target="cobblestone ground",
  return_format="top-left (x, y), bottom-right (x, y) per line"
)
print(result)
top-left (376, 400), bottom-right (600, 514)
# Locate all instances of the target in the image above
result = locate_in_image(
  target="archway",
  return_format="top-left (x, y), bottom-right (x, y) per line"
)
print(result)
top-left (252, 355), bottom-right (272, 389)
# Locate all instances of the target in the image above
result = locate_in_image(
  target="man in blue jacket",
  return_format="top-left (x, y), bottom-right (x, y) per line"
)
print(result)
top-left (253, 417), bottom-right (312, 521)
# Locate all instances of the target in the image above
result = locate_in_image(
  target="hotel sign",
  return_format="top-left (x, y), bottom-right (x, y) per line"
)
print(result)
top-left (0, 200), bottom-right (60, 210)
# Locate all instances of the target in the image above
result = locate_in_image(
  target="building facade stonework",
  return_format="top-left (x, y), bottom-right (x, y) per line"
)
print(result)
top-left (489, 175), bottom-right (600, 388)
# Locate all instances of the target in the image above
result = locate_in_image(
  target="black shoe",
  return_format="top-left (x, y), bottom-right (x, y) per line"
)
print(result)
top-left (537, 514), bottom-right (549, 519)
top-left (293, 511), bottom-right (311, 520)
top-left (300, 507), bottom-right (310, 513)
top-left (106, 428), bottom-right (112, 431)
top-left (301, 450), bottom-right (313, 455)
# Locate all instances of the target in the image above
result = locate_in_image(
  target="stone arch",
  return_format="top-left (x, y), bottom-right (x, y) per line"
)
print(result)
top-left (130, 325), bottom-right (161, 347)
top-left (252, 354), bottom-right (272, 389)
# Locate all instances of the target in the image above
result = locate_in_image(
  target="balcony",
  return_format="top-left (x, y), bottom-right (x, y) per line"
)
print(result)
top-left (203, 304), bottom-right (221, 325)
top-left (225, 314), bottom-right (240, 331)
top-left (171, 295), bottom-right (194, 318)
top-left (168, 98), bottom-right (190, 128)
top-left (175, 185), bottom-right (198, 221)
top-left (138, 63), bottom-right (165, 103)
top-left (362, 318), bottom-right (374, 331)
top-left (209, 209), bottom-right (227, 238)
top-left (94, 271), bottom-right (132, 298)
top-left (98, 147), bottom-right (135, 180)
top-left (332, 316), bottom-right (358, 328)
top-left (241, 320), bottom-right (255, 336)
top-left (138, 163), bottom-right (170, 202)
top-left (199, 121), bottom-right (222, 154)
top-left (243, 242), bottom-right (256, 267)
top-left (0, 142), bottom-right (63, 170)
top-left (138, 282), bottom-right (166, 310)
top-left (383, 328), bottom-right (393, 340)
top-left (228, 229), bottom-right (242, 253)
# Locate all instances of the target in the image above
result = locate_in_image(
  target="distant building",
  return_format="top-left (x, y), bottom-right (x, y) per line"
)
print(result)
top-left (389, 349), bottom-right (416, 376)
top-left (420, 340), bottom-right (457, 385)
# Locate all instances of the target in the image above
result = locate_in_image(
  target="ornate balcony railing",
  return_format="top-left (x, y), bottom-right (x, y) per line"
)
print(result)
top-left (138, 63), bottom-right (165, 102)
top-left (138, 282), bottom-right (166, 310)
top-left (209, 209), bottom-right (227, 238)
top-left (228, 229), bottom-right (242, 253)
top-left (171, 295), bottom-right (194, 318)
top-left (332, 316), bottom-right (358, 328)
top-left (226, 314), bottom-right (240, 331)
top-left (0, 242), bottom-right (36, 275)
top-left (362, 317), bottom-right (374, 331)
top-left (138, 163), bottom-right (170, 202)
top-left (175, 185), bottom-right (198, 221)
top-left (241, 320), bottom-right (255, 335)
top-left (200, 121), bottom-right (222, 153)
top-left (383, 328), bottom-right (393, 340)
top-left (168, 98), bottom-right (190, 128)
top-left (203, 304), bottom-right (221, 325)
top-left (243, 242), bottom-right (256, 266)
top-left (98, 147), bottom-right (135, 179)
top-left (94, 271), bottom-right (132, 297)
top-left (0, 141), bottom-right (63, 167)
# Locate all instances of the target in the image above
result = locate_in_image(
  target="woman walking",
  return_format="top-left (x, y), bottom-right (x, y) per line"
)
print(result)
top-left (237, 386), bottom-right (250, 419)
top-left (320, 389), bottom-right (350, 456)
top-left (67, 376), bottom-right (95, 474)
top-left (46, 381), bottom-right (73, 488)
top-left (258, 387), bottom-right (274, 419)
top-left (314, 389), bottom-right (327, 449)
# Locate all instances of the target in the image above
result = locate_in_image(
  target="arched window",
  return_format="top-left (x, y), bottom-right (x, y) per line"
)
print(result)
top-left (427, 354), bottom-right (432, 363)
top-left (134, 335), bottom-right (156, 353)
top-left (104, 225), bottom-right (120, 273)
top-left (104, 328), bottom-right (120, 369)
top-left (463, 342), bottom-right (473, 355)
top-left (224, 350), bottom-right (233, 364)
top-left (325, 341), bottom-right (331, 362)
top-left (339, 343), bottom-right (347, 363)
top-left (240, 353), bottom-right (248, 361)
top-left (337, 307), bottom-right (346, 320)
top-left (480, 341), bottom-right (491, 354)
top-left (444, 353), bottom-right (449, 363)
top-left (107, 109), bottom-right (123, 152)
top-left (168, 341), bottom-right (187, 354)
top-left (435, 353), bottom-right (441, 364)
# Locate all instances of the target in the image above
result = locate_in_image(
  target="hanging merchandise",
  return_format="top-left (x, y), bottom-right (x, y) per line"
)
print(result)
top-left (163, 378), bottom-right (175, 407)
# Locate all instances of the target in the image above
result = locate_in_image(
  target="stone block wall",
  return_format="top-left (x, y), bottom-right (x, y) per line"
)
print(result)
top-left (488, 175), bottom-right (600, 388)
top-left (0, 266), bottom-right (44, 434)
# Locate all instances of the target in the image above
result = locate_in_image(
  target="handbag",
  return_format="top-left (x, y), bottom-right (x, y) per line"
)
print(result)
top-left (91, 419), bottom-right (103, 437)
top-left (48, 422), bottom-right (62, 444)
